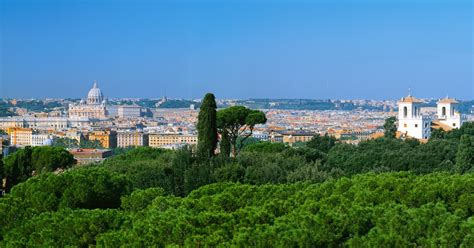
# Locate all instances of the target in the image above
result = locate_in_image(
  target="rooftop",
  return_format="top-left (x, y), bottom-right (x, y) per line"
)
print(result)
top-left (398, 95), bottom-right (424, 103)
top-left (437, 97), bottom-right (458, 104)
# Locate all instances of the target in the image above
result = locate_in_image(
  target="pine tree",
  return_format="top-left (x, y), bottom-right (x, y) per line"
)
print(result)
top-left (197, 93), bottom-right (218, 158)
top-left (455, 135), bottom-right (473, 173)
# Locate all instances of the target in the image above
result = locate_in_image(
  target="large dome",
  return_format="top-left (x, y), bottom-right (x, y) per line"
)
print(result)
top-left (87, 81), bottom-right (104, 105)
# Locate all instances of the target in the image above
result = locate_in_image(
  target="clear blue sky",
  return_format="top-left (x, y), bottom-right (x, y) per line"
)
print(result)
top-left (1, 0), bottom-right (472, 100)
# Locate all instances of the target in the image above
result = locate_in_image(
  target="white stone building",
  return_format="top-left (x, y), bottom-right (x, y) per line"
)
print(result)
top-left (397, 95), bottom-right (432, 139)
top-left (117, 105), bottom-right (142, 118)
top-left (397, 95), bottom-right (466, 140)
top-left (68, 81), bottom-right (107, 119)
top-left (436, 98), bottom-right (465, 129)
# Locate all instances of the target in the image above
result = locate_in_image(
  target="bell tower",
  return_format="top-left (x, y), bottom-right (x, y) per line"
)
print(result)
top-left (397, 93), bottom-right (431, 139)
top-left (437, 97), bottom-right (464, 129)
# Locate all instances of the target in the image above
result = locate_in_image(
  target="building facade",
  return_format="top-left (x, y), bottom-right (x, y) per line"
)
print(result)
top-left (88, 130), bottom-right (117, 148)
top-left (9, 127), bottom-right (33, 147)
top-left (282, 132), bottom-right (316, 144)
top-left (117, 105), bottom-right (142, 118)
top-left (148, 133), bottom-right (197, 148)
top-left (68, 81), bottom-right (107, 119)
top-left (117, 132), bottom-right (149, 148)
top-left (436, 98), bottom-right (465, 129)
top-left (0, 117), bottom-right (92, 131)
top-left (31, 133), bottom-right (54, 147)
top-left (397, 95), bottom-right (465, 140)
top-left (397, 95), bottom-right (432, 140)
top-left (68, 148), bottom-right (112, 165)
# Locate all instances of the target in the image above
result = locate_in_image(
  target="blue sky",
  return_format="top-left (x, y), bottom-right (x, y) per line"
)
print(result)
top-left (1, 0), bottom-right (472, 100)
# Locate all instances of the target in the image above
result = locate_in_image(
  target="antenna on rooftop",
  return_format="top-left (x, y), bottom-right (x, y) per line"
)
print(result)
top-left (408, 88), bottom-right (411, 97)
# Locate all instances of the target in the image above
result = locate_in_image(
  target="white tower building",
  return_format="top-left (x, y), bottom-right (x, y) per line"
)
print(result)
top-left (436, 97), bottom-right (465, 129)
top-left (397, 95), bottom-right (431, 139)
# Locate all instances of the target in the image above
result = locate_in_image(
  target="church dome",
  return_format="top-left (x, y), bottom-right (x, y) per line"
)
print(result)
top-left (87, 81), bottom-right (104, 105)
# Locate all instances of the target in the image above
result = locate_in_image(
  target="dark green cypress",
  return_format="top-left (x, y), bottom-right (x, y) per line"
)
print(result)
top-left (219, 131), bottom-right (231, 158)
top-left (197, 93), bottom-right (218, 158)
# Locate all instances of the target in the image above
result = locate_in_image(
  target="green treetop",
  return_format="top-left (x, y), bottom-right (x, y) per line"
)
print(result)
top-left (217, 106), bottom-right (267, 157)
top-left (455, 135), bottom-right (473, 173)
top-left (383, 117), bottom-right (397, 138)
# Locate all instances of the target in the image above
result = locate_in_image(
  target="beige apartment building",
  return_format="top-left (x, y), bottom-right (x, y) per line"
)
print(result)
top-left (117, 132), bottom-right (149, 148)
top-left (9, 127), bottom-right (33, 147)
top-left (88, 130), bottom-right (117, 148)
top-left (282, 132), bottom-right (315, 144)
top-left (148, 133), bottom-right (197, 148)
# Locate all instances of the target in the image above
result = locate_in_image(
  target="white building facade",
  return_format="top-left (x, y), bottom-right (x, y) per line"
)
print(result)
top-left (436, 98), bottom-right (465, 129)
top-left (397, 95), bottom-right (465, 140)
top-left (397, 95), bottom-right (431, 139)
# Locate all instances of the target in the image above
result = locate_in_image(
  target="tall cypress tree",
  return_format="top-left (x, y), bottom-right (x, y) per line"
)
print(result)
top-left (455, 135), bottom-right (473, 173)
top-left (219, 131), bottom-right (231, 158)
top-left (197, 93), bottom-right (218, 158)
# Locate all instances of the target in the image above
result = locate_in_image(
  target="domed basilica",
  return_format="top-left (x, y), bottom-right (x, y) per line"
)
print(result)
top-left (69, 81), bottom-right (107, 119)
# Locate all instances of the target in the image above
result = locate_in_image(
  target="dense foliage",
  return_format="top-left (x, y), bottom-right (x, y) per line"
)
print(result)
top-left (0, 173), bottom-right (472, 246)
top-left (3, 146), bottom-right (75, 192)
top-left (0, 119), bottom-right (472, 246)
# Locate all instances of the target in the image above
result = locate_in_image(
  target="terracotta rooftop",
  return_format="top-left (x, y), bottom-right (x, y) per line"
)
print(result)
top-left (437, 98), bottom-right (458, 104)
top-left (398, 95), bottom-right (424, 103)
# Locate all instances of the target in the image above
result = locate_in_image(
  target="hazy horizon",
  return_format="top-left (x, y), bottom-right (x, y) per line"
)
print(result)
top-left (1, 0), bottom-right (472, 100)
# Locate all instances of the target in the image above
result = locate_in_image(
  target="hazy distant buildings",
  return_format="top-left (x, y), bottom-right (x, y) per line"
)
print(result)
top-left (68, 81), bottom-right (107, 119)
top-left (118, 105), bottom-right (141, 118)
top-left (0, 117), bottom-right (91, 131)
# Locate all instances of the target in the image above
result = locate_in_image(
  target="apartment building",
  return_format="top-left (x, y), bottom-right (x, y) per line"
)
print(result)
top-left (88, 130), bottom-right (117, 148)
top-left (9, 127), bottom-right (33, 147)
top-left (117, 131), bottom-right (149, 148)
top-left (148, 133), bottom-right (197, 148)
top-left (281, 132), bottom-right (316, 144)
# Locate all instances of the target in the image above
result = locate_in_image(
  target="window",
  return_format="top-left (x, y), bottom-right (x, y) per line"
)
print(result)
top-left (425, 123), bottom-right (428, 128)
top-left (404, 123), bottom-right (407, 128)
top-left (442, 106), bottom-right (446, 116)
top-left (453, 123), bottom-right (456, 127)
top-left (415, 124), bottom-right (418, 127)
top-left (403, 107), bottom-right (408, 117)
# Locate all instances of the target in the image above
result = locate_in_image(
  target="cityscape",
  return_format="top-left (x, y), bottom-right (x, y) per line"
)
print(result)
top-left (2, 81), bottom-right (472, 163)
top-left (0, 0), bottom-right (473, 246)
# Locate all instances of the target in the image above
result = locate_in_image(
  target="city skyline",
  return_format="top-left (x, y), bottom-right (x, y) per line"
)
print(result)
top-left (1, 0), bottom-right (472, 99)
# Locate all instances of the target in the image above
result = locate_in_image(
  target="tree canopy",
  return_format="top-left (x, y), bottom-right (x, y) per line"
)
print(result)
top-left (217, 106), bottom-right (267, 156)
top-left (0, 117), bottom-right (472, 246)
